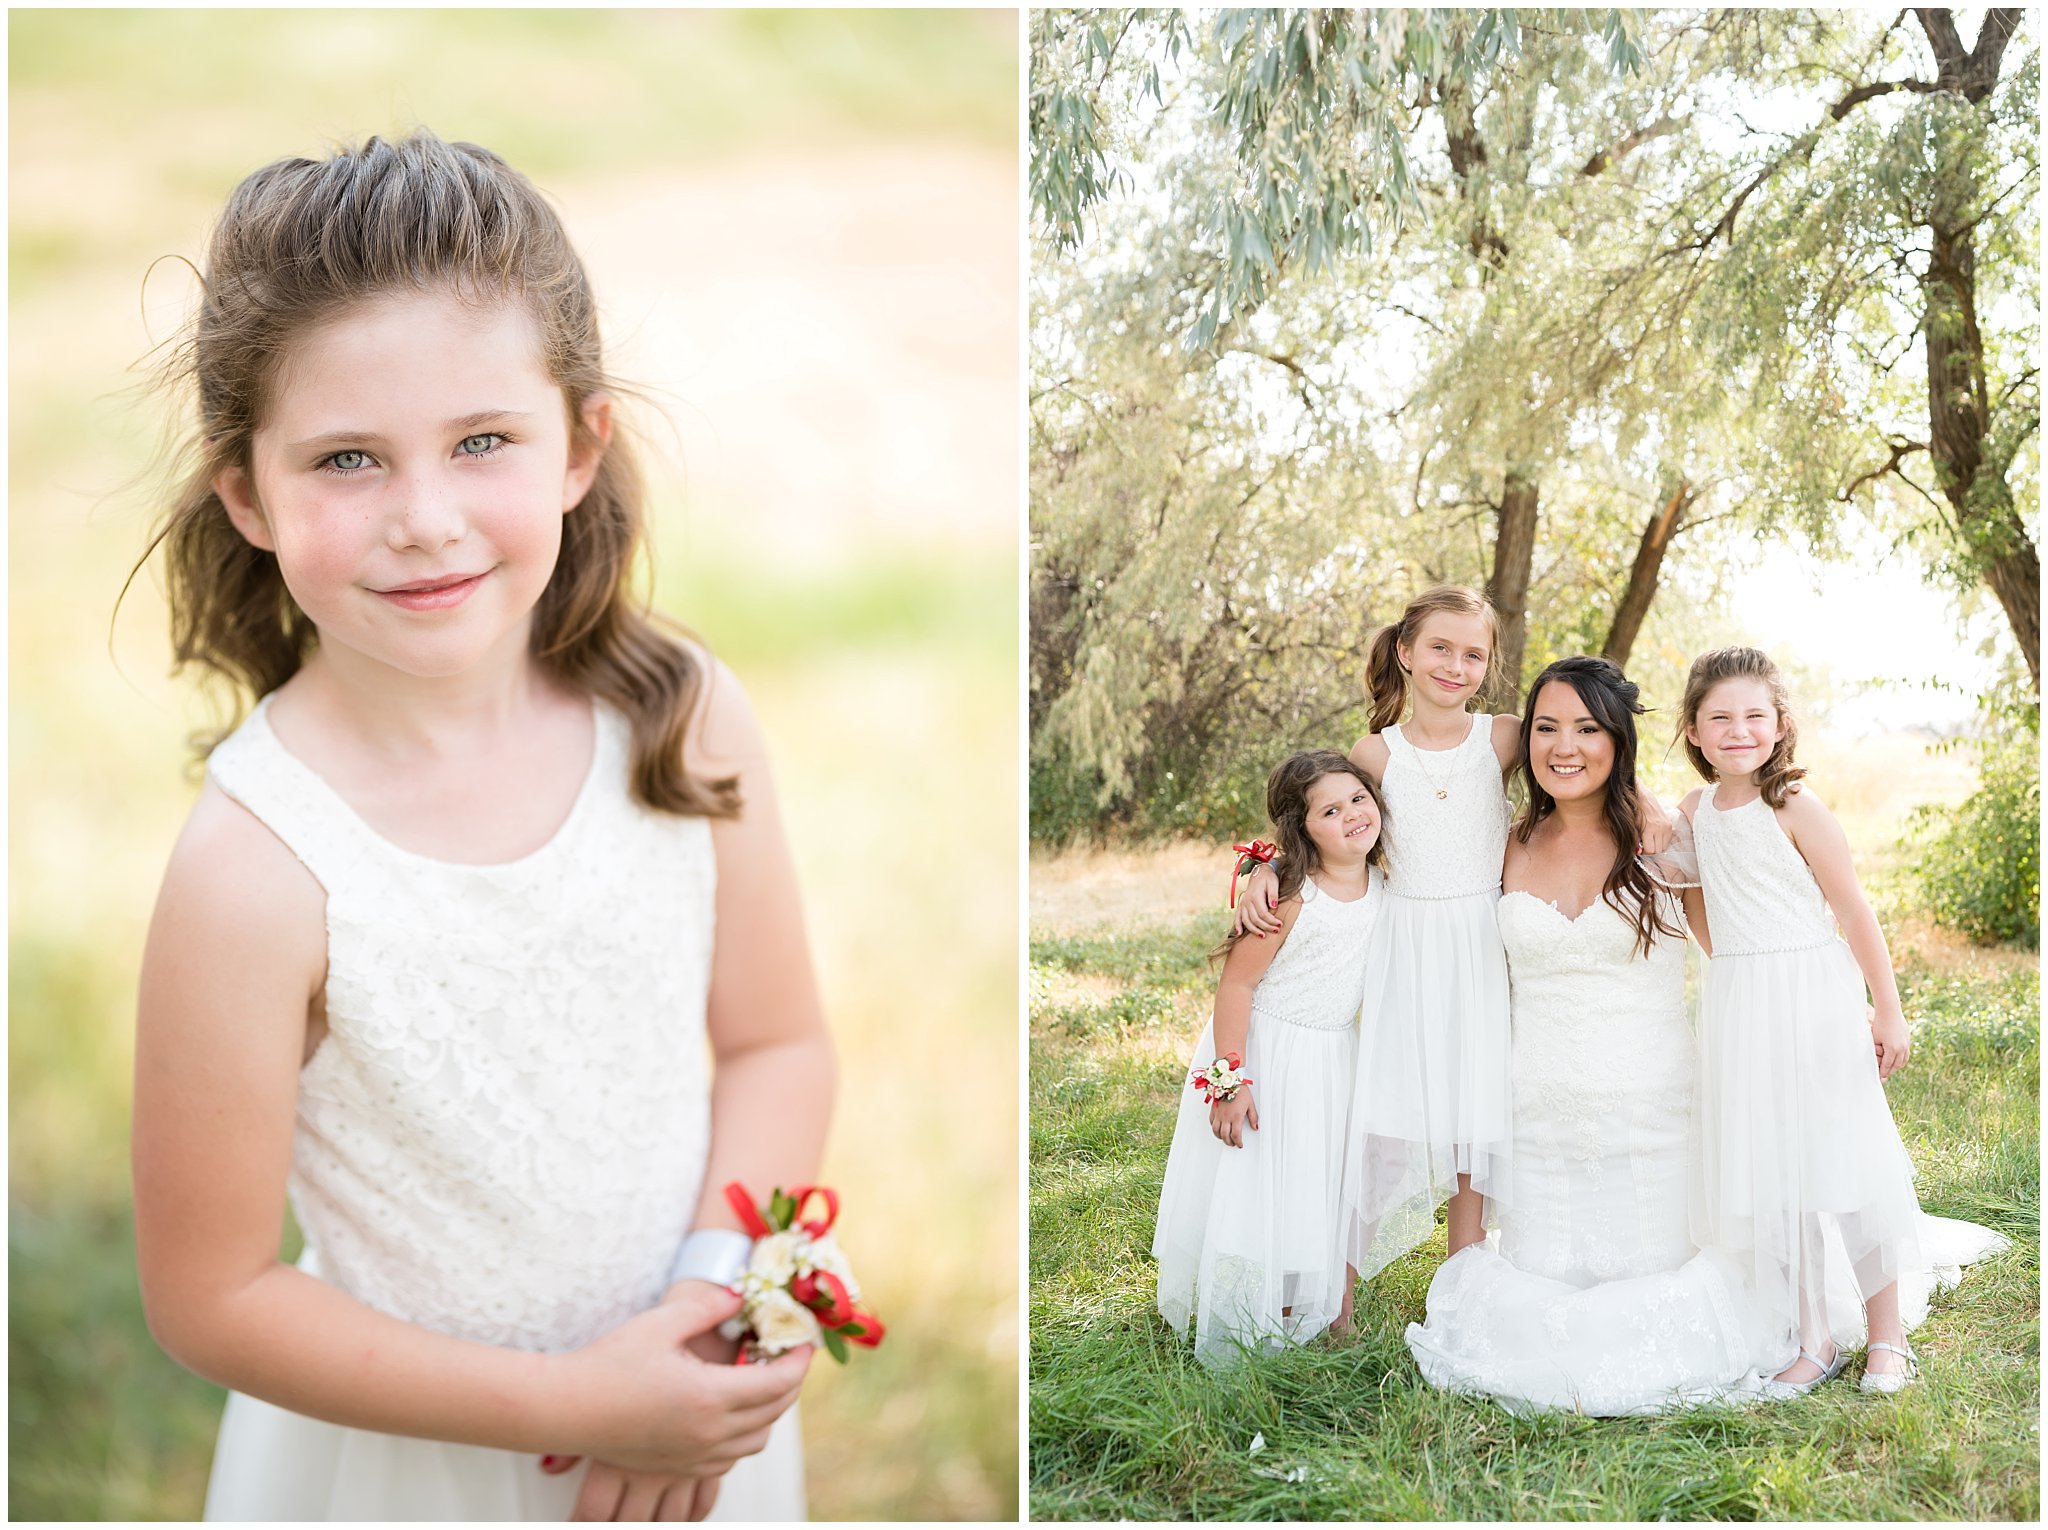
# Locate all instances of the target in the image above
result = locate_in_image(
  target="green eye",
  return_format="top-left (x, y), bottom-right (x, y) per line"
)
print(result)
top-left (328, 450), bottom-right (370, 472)
top-left (458, 433), bottom-right (503, 456)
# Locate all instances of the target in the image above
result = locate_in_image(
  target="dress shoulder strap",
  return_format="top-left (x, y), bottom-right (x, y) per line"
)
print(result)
top-left (205, 698), bottom-right (376, 895)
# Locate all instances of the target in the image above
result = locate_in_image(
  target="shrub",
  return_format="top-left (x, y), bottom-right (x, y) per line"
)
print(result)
top-left (1910, 715), bottom-right (2040, 948)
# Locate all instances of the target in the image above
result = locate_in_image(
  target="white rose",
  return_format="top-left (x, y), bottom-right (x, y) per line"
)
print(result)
top-left (748, 1231), bottom-right (802, 1287)
top-left (748, 1286), bottom-right (823, 1354)
top-left (804, 1232), bottom-right (862, 1301)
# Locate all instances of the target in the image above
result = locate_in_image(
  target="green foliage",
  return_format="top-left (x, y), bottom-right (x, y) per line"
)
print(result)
top-left (1910, 713), bottom-right (2041, 947)
top-left (1030, 855), bottom-right (2041, 1520)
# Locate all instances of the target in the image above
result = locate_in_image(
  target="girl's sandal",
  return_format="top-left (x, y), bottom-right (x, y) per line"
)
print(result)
top-left (1858, 1340), bottom-right (1919, 1396)
top-left (1762, 1344), bottom-right (1847, 1400)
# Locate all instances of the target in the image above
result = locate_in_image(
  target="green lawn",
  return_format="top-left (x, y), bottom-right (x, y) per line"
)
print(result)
top-left (1029, 886), bottom-right (2039, 1521)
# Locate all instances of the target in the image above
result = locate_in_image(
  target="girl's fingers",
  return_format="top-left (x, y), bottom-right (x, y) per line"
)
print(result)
top-left (687, 1478), bottom-right (722, 1522)
top-left (570, 1463), bottom-right (625, 1522)
top-left (617, 1475), bottom-right (672, 1521)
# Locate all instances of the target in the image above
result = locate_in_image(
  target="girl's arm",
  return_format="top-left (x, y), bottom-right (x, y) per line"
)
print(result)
top-left (1674, 789), bottom-right (1711, 954)
top-left (1777, 788), bottom-right (1911, 1077)
top-left (677, 659), bottom-right (837, 1248)
top-left (132, 788), bottom-right (807, 1477)
top-left (1207, 899), bottom-right (1298, 1147)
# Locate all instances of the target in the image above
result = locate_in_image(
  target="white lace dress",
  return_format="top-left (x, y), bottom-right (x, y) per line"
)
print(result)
top-left (1341, 714), bottom-right (1514, 1280)
top-left (1691, 787), bottom-right (2006, 1364)
top-left (1155, 870), bottom-right (1383, 1366)
top-left (1405, 892), bottom-right (1776, 1415)
top-left (199, 696), bottom-right (803, 1521)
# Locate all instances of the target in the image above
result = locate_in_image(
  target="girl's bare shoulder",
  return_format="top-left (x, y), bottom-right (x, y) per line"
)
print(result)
top-left (1349, 733), bottom-right (1391, 777)
top-left (153, 781), bottom-right (326, 974)
top-left (1489, 713), bottom-right (1522, 769)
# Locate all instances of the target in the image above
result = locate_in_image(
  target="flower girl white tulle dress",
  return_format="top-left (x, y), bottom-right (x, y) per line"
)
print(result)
top-left (1341, 714), bottom-right (1514, 1279)
top-left (1690, 786), bottom-right (2006, 1363)
top-left (1154, 868), bottom-right (1383, 1366)
top-left (198, 697), bottom-right (803, 1521)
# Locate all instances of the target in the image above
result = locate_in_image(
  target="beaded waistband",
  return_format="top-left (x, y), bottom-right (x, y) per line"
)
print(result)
top-left (1251, 1001), bottom-right (1358, 1033)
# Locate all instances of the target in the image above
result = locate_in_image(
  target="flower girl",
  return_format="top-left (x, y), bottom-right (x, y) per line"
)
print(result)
top-left (1154, 751), bottom-right (1386, 1364)
top-left (1678, 646), bottom-right (2006, 1397)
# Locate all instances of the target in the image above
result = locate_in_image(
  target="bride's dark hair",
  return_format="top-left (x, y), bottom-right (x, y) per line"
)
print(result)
top-left (1513, 656), bottom-right (1683, 959)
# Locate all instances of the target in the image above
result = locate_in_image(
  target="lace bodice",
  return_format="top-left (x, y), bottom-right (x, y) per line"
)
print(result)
top-left (207, 697), bottom-right (715, 1354)
top-left (1378, 716), bottom-right (1511, 898)
top-left (1247, 868), bottom-right (1383, 1032)
top-left (1692, 787), bottom-right (1837, 956)
top-left (1497, 891), bottom-right (1692, 1118)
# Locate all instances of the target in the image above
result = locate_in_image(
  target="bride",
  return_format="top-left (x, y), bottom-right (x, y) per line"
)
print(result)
top-left (1405, 655), bottom-right (2002, 1414)
top-left (1403, 656), bottom-right (1774, 1413)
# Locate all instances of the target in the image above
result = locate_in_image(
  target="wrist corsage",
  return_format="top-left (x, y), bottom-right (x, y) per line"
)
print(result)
top-left (725, 1181), bottom-right (885, 1364)
top-left (1227, 840), bottom-right (1277, 908)
top-left (1191, 1052), bottom-right (1253, 1104)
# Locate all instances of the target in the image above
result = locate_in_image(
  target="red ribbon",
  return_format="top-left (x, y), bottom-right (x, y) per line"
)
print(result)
top-left (792, 1269), bottom-right (856, 1327)
top-left (786, 1185), bottom-right (840, 1237)
top-left (844, 1308), bottom-right (886, 1347)
top-left (1227, 841), bottom-right (1276, 909)
top-left (724, 1181), bottom-right (774, 1239)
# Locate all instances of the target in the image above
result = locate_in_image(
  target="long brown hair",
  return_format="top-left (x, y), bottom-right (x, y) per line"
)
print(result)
top-left (1514, 656), bottom-right (1683, 958)
top-left (1363, 585), bottom-right (1501, 733)
top-left (128, 129), bottom-right (737, 816)
top-left (1216, 750), bottom-right (1388, 960)
top-left (1678, 646), bottom-right (1807, 808)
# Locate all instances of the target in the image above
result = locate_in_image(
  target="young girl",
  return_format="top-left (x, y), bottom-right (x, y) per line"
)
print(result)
top-left (129, 131), bottom-right (833, 1521)
top-left (1236, 589), bottom-right (1673, 1292)
top-left (1678, 646), bottom-right (2005, 1397)
top-left (1154, 751), bottom-right (1387, 1365)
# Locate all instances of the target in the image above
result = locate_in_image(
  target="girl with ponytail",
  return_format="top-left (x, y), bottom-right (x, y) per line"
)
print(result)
top-left (1236, 587), bottom-right (1671, 1311)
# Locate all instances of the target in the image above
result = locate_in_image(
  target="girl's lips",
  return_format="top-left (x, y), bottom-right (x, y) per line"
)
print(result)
top-left (375, 571), bottom-right (486, 611)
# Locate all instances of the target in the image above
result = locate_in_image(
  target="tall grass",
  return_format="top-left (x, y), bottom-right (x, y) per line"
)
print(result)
top-left (1029, 876), bottom-right (2039, 1521)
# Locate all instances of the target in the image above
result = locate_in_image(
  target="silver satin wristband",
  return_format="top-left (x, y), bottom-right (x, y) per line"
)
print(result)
top-left (668, 1228), bottom-right (754, 1290)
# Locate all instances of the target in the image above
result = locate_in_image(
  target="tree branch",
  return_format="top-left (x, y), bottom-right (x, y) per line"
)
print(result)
top-left (1581, 115), bottom-right (1685, 176)
top-left (1837, 439), bottom-right (1930, 503)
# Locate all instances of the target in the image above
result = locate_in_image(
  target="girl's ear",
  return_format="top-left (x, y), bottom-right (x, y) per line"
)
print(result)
top-left (213, 464), bottom-right (275, 551)
top-left (563, 392), bottom-right (614, 513)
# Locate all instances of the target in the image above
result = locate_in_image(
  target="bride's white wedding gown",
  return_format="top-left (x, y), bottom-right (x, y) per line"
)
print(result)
top-left (1404, 892), bottom-right (1775, 1414)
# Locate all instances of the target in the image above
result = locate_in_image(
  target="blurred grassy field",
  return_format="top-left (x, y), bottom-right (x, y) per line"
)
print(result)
top-left (10, 10), bottom-right (1019, 1522)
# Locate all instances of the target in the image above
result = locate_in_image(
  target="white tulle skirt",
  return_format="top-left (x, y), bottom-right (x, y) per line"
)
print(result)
top-left (1692, 940), bottom-right (2003, 1363)
top-left (1340, 890), bottom-right (1513, 1279)
top-left (1154, 1013), bottom-right (1357, 1366)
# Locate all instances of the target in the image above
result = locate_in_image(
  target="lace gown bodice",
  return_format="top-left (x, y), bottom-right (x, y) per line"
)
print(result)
top-left (1378, 715), bottom-right (1510, 898)
top-left (1692, 786), bottom-right (1836, 955)
top-left (1247, 872), bottom-right (1382, 1032)
top-left (1495, 890), bottom-right (1693, 1283)
top-left (207, 697), bottom-right (715, 1354)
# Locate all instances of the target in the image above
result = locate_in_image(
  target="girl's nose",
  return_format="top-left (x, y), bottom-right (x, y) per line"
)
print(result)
top-left (387, 472), bottom-right (466, 551)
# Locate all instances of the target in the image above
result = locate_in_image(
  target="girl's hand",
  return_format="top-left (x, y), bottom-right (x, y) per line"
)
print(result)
top-left (1210, 1088), bottom-right (1259, 1148)
top-left (563, 1461), bottom-right (718, 1522)
top-left (553, 1284), bottom-right (810, 1477)
top-left (1232, 865), bottom-right (1283, 937)
top-left (1871, 1008), bottom-right (1912, 1079)
top-left (1636, 789), bottom-right (1676, 855)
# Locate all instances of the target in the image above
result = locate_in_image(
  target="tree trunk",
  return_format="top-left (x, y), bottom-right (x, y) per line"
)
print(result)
top-left (1487, 469), bottom-right (1538, 705)
top-left (1602, 481), bottom-right (1694, 670)
top-left (1915, 8), bottom-right (2039, 688)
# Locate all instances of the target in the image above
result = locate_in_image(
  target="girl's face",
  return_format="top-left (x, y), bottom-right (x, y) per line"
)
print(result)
top-left (1398, 610), bottom-right (1491, 709)
top-left (1685, 675), bottom-right (1784, 782)
top-left (215, 289), bottom-right (609, 684)
top-left (1302, 771), bottom-right (1381, 865)
top-left (1528, 680), bottom-right (1617, 803)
